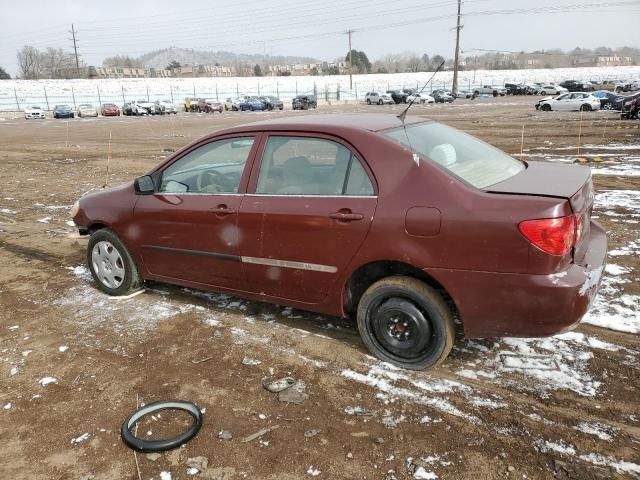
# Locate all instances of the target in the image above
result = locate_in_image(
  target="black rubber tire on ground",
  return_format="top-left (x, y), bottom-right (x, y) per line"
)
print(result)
top-left (378, 99), bottom-right (383, 105)
top-left (580, 104), bottom-right (592, 112)
top-left (541, 104), bottom-right (552, 111)
top-left (602, 102), bottom-right (612, 110)
top-left (493, 91), bottom-right (498, 97)
top-left (87, 228), bottom-right (143, 296)
top-left (356, 276), bottom-right (455, 370)
top-left (366, 99), bottom-right (371, 105)
top-left (474, 90), bottom-right (480, 96)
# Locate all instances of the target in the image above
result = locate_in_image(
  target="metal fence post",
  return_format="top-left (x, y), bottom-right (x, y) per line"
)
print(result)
top-left (71, 87), bottom-right (76, 109)
top-left (295, 80), bottom-right (298, 96)
top-left (170, 85), bottom-right (174, 103)
top-left (121, 86), bottom-right (126, 104)
top-left (257, 80), bottom-right (260, 95)
top-left (276, 81), bottom-right (279, 98)
top-left (193, 84), bottom-right (196, 96)
top-left (14, 88), bottom-right (20, 110)
top-left (236, 83), bottom-right (239, 97)
top-left (97, 86), bottom-right (102, 107)
top-left (215, 84), bottom-right (218, 101)
top-left (146, 86), bottom-right (150, 102)
top-left (43, 87), bottom-right (50, 110)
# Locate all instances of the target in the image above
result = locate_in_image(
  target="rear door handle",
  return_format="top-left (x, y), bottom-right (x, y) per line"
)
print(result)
top-left (209, 205), bottom-right (236, 215)
top-left (329, 211), bottom-right (364, 222)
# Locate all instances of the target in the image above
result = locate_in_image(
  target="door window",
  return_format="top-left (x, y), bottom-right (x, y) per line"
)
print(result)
top-left (159, 137), bottom-right (254, 194)
top-left (255, 136), bottom-right (374, 196)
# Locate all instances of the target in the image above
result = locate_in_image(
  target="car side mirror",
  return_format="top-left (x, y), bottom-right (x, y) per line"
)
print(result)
top-left (134, 175), bottom-right (155, 195)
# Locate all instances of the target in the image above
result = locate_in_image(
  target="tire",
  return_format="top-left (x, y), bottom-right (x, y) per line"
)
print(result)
top-left (540, 91), bottom-right (547, 96)
top-left (602, 102), bottom-right (612, 110)
top-left (356, 276), bottom-right (455, 370)
top-left (87, 228), bottom-right (142, 296)
top-left (474, 90), bottom-right (480, 96)
top-left (378, 99), bottom-right (383, 105)
top-left (492, 91), bottom-right (498, 97)
top-left (580, 104), bottom-right (592, 112)
top-left (366, 99), bottom-right (371, 105)
top-left (541, 104), bottom-right (552, 111)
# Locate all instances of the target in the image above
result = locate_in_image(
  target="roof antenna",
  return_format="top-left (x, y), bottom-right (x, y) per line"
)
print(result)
top-left (397, 60), bottom-right (446, 123)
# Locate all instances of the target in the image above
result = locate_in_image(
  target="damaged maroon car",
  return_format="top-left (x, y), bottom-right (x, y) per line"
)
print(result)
top-left (71, 114), bottom-right (606, 369)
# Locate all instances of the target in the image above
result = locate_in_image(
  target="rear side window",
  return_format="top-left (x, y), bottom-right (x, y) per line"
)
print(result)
top-left (384, 122), bottom-right (524, 189)
top-left (255, 136), bottom-right (374, 196)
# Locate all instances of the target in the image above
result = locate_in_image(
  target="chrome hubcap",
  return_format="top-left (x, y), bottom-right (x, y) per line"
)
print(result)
top-left (92, 241), bottom-right (125, 288)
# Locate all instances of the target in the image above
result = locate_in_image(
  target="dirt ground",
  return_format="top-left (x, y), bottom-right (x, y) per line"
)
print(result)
top-left (0, 97), bottom-right (639, 480)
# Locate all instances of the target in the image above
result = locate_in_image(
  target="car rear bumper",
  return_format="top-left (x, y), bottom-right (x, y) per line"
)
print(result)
top-left (428, 220), bottom-right (607, 338)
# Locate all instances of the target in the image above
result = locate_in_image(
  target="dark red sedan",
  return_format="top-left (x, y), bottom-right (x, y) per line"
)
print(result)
top-left (71, 114), bottom-right (606, 369)
top-left (101, 103), bottom-right (121, 116)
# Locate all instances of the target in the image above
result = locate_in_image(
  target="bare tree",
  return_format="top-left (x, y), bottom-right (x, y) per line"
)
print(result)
top-left (42, 47), bottom-right (76, 78)
top-left (17, 46), bottom-right (44, 79)
top-left (102, 55), bottom-right (144, 68)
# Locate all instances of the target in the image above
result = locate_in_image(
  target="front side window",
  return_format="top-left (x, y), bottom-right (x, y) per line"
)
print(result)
top-left (383, 122), bottom-right (524, 189)
top-left (255, 136), bottom-right (374, 196)
top-left (159, 137), bottom-right (254, 194)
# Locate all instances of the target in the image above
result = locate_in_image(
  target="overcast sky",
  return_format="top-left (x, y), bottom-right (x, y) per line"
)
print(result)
top-left (1, 0), bottom-right (638, 76)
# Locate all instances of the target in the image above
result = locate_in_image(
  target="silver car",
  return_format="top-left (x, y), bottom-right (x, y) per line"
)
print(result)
top-left (77, 104), bottom-right (98, 117)
top-left (365, 92), bottom-right (394, 105)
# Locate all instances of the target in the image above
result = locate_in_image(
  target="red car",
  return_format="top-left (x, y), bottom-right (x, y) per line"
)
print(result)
top-left (101, 103), bottom-right (121, 116)
top-left (204, 99), bottom-right (223, 114)
top-left (71, 114), bottom-right (606, 369)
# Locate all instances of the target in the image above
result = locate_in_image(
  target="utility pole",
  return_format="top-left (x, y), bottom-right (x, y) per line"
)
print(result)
top-left (347, 30), bottom-right (353, 90)
top-left (452, 0), bottom-right (462, 96)
top-left (70, 24), bottom-right (80, 75)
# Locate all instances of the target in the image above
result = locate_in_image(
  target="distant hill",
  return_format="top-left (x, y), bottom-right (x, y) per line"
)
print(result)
top-left (138, 47), bottom-right (320, 69)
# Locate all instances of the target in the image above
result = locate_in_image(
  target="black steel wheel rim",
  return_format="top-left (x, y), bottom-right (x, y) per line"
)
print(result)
top-left (121, 400), bottom-right (203, 452)
top-left (369, 296), bottom-right (433, 360)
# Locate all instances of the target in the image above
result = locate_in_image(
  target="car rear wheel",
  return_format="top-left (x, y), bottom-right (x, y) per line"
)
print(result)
top-left (357, 276), bottom-right (455, 370)
top-left (87, 228), bottom-right (142, 296)
top-left (580, 104), bottom-right (592, 112)
top-left (541, 104), bottom-right (552, 111)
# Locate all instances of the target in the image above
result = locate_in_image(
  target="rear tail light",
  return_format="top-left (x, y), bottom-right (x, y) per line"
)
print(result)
top-left (518, 214), bottom-right (579, 256)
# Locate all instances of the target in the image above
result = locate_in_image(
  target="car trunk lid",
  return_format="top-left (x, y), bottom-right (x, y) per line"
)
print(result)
top-left (486, 161), bottom-right (594, 262)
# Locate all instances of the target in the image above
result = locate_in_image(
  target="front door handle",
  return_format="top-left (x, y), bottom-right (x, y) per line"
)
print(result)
top-left (329, 210), bottom-right (364, 222)
top-left (209, 205), bottom-right (236, 215)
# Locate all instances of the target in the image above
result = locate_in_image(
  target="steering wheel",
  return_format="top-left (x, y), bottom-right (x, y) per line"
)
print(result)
top-left (196, 170), bottom-right (229, 193)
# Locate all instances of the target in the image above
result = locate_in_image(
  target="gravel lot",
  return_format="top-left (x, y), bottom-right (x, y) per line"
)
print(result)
top-left (0, 97), bottom-right (638, 480)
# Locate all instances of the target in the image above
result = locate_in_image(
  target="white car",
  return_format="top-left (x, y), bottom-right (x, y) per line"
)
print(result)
top-left (24, 105), bottom-right (45, 119)
top-left (155, 100), bottom-right (177, 114)
top-left (77, 104), bottom-right (98, 117)
top-left (538, 85), bottom-right (568, 96)
top-left (536, 92), bottom-right (601, 112)
top-left (224, 97), bottom-right (243, 111)
top-left (406, 93), bottom-right (435, 104)
top-left (365, 92), bottom-right (394, 105)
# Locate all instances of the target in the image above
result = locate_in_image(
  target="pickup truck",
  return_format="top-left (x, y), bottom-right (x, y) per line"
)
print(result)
top-left (473, 85), bottom-right (506, 97)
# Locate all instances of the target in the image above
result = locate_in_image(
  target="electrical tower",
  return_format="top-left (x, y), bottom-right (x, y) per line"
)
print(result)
top-left (69, 24), bottom-right (80, 75)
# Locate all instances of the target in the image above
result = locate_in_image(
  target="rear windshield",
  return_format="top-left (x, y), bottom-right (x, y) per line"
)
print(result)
top-left (383, 122), bottom-right (524, 189)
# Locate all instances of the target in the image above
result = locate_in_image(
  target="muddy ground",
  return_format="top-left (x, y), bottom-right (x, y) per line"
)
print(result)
top-left (0, 97), bottom-right (639, 480)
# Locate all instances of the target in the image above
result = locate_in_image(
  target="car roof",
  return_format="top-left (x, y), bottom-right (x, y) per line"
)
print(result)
top-left (222, 113), bottom-right (425, 135)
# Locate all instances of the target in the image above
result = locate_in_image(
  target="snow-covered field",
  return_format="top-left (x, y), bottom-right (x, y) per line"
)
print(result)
top-left (1, 65), bottom-right (639, 112)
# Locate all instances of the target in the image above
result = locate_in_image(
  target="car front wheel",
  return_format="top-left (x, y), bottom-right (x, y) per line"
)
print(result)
top-left (87, 229), bottom-right (142, 296)
top-left (541, 104), bottom-right (552, 111)
top-left (357, 276), bottom-right (455, 370)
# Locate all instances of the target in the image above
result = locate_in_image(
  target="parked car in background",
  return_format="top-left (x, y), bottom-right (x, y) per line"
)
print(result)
top-left (101, 103), bottom-right (121, 116)
top-left (505, 83), bottom-right (528, 95)
top-left (432, 90), bottom-right (454, 103)
top-left (455, 90), bottom-right (473, 99)
top-left (72, 113), bottom-right (606, 370)
top-left (52, 105), bottom-right (74, 119)
top-left (614, 80), bottom-right (640, 93)
top-left (365, 92), bottom-right (394, 105)
top-left (259, 96), bottom-right (284, 110)
top-left (24, 105), bottom-right (46, 119)
top-left (184, 97), bottom-right (202, 112)
top-left (537, 85), bottom-right (568, 96)
top-left (131, 100), bottom-right (157, 115)
top-left (621, 92), bottom-right (640, 119)
top-left (536, 92), bottom-right (601, 112)
top-left (204, 99), bottom-right (224, 113)
top-left (77, 104), bottom-right (98, 117)
top-left (473, 85), bottom-right (506, 96)
top-left (292, 95), bottom-right (317, 110)
top-left (591, 91), bottom-right (624, 110)
top-left (224, 97), bottom-right (243, 111)
top-left (406, 93), bottom-right (435, 104)
top-left (155, 100), bottom-right (177, 114)
top-left (122, 103), bottom-right (134, 116)
top-left (559, 80), bottom-right (594, 92)
top-left (239, 97), bottom-right (266, 111)
top-left (386, 90), bottom-right (408, 104)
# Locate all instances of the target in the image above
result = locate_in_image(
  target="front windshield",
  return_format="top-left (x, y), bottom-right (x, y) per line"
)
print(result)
top-left (383, 122), bottom-right (524, 189)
